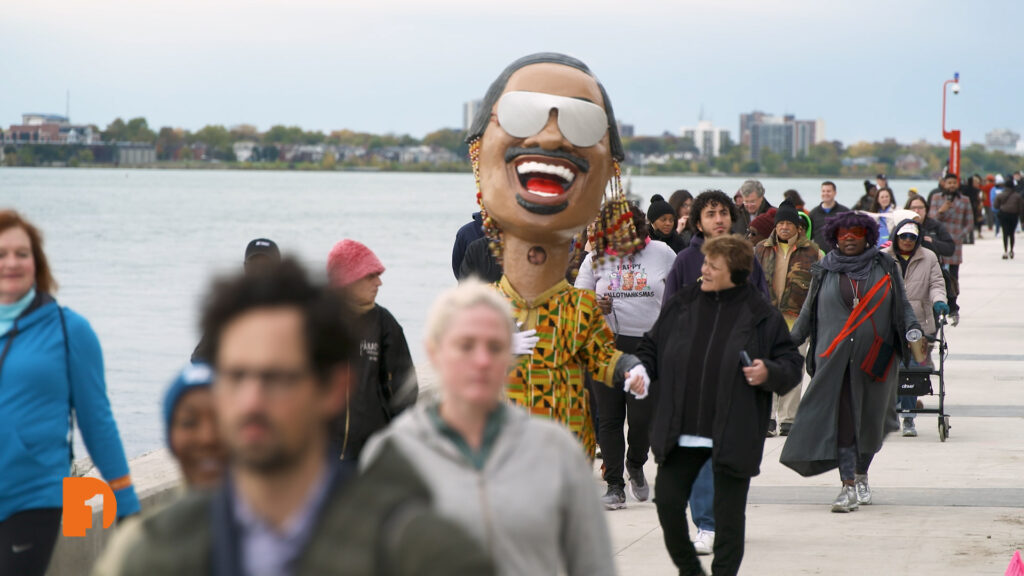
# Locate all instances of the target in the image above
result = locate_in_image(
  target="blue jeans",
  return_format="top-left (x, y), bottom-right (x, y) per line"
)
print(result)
top-left (689, 458), bottom-right (715, 531)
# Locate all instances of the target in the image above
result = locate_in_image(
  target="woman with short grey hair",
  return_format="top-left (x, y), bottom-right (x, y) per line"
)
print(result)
top-left (361, 281), bottom-right (615, 576)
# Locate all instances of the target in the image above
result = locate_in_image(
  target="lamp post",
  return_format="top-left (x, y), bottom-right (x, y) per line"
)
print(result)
top-left (942, 72), bottom-right (961, 179)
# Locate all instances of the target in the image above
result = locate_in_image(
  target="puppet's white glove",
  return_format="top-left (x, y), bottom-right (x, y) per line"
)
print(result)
top-left (513, 323), bottom-right (539, 356)
top-left (624, 364), bottom-right (650, 399)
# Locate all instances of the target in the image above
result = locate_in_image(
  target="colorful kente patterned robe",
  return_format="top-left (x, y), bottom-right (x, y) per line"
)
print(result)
top-left (497, 276), bottom-right (622, 458)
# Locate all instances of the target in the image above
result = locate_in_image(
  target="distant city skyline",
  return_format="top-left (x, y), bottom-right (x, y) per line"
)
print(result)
top-left (2, 0), bottom-right (1021, 147)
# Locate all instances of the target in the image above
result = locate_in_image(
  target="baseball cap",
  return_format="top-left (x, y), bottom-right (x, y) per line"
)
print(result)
top-left (244, 238), bottom-right (280, 262)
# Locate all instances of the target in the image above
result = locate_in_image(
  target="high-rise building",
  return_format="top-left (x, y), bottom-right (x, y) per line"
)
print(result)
top-left (681, 120), bottom-right (731, 158)
top-left (741, 111), bottom-right (825, 162)
top-left (739, 111), bottom-right (768, 148)
top-left (463, 100), bottom-right (483, 132)
top-left (985, 129), bottom-right (1020, 154)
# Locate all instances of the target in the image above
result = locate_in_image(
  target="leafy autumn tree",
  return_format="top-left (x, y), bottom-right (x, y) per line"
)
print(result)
top-left (103, 117), bottom-right (156, 143)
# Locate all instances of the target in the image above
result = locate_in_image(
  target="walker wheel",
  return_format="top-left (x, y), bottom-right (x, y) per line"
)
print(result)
top-left (938, 416), bottom-right (950, 442)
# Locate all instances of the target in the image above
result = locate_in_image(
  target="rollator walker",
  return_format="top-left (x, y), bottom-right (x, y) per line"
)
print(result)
top-left (897, 314), bottom-right (951, 441)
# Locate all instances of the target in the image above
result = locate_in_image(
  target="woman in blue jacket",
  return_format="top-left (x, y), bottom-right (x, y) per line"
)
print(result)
top-left (0, 211), bottom-right (140, 576)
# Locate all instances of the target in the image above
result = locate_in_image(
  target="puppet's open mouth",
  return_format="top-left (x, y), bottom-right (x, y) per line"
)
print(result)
top-left (514, 157), bottom-right (578, 203)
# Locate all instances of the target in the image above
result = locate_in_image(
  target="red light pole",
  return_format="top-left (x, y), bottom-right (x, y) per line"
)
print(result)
top-left (942, 72), bottom-right (961, 179)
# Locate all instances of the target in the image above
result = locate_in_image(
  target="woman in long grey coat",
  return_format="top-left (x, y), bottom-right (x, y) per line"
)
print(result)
top-left (782, 212), bottom-right (922, 513)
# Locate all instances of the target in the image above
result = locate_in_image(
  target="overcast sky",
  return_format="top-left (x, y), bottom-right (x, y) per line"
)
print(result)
top-left (2, 0), bottom-right (1019, 145)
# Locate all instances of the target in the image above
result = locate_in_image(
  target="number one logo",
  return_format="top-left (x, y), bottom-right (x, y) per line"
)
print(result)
top-left (62, 477), bottom-right (117, 537)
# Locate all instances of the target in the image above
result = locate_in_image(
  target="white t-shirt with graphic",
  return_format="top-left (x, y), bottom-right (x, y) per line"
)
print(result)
top-left (574, 239), bottom-right (678, 337)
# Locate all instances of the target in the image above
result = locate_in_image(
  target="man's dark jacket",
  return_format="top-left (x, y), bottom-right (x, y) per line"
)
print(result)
top-left (636, 282), bottom-right (802, 478)
top-left (808, 202), bottom-right (849, 253)
top-left (451, 213), bottom-right (484, 279)
top-left (920, 217), bottom-right (955, 258)
top-left (457, 237), bottom-right (503, 283)
top-left (119, 443), bottom-right (494, 576)
top-left (731, 198), bottom-right (773, 235)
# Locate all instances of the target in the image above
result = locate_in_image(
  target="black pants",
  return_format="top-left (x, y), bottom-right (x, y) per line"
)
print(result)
top-left (595, 335), bottom-right (651, 486)
top-left (837, 371), bottom-right (874, 482)
top-left (0, 508), bottom-right (62, 576)
top-left (655, 448), bottom-right (751, 576)
top-left (998, 212), bottom-right (1019, 253)
top-left (946, 264), bottom-right (960, 313)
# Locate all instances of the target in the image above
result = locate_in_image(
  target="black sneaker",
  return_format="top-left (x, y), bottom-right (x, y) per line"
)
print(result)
top-left (780, 422), bottom-right (792, 437)
top-left (766, 419), bottom-right (777, 438)
top-left (601, 484), bottom-right (626, 510)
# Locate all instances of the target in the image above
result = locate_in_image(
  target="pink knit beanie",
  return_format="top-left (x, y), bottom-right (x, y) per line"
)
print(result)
top-left (327, 239), bottom-right (385, 287)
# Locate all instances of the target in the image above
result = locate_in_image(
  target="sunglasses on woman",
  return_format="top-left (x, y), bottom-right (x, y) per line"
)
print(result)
top-left (897, 233), bottom-right (918, 241)
top-left (836, 227), bottom-right (868, 241)
top-left (496, 91), bottom-right (609, 148)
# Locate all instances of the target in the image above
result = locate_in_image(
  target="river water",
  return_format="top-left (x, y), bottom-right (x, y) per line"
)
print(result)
top-left (1, 167), bottom-right (940, 457)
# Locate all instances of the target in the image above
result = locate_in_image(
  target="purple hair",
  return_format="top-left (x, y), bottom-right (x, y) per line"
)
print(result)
top-left (823, 211), bottom-right (879, 248)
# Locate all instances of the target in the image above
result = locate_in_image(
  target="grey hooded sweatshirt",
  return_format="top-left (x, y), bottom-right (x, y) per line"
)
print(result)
top-left (361, 401), bottom-right (616, 576)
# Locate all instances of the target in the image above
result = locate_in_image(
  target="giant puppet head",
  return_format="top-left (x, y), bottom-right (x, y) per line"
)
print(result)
top-left (466, 53), bottom-right (626, 247)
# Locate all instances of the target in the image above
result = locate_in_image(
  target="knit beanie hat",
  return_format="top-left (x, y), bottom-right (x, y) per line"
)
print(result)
top-left (327, 239), bottom-right (385, 287)
top-left (646, 194), bottom-right (675, 224)
top-left (774, 200), bottom-right (802, 228)
top-left (163, 363), bottom-right (214, 451)
top-left (749, 208), bottom-right (777, 238)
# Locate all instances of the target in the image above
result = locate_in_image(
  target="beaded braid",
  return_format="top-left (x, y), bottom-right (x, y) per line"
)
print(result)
top-left (588, 162), bottom-right (642, 271)
top-left (469, 139), bottom-right (505, 267)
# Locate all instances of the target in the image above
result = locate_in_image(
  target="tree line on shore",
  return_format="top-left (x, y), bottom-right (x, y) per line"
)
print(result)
top-left (3, 116), bottom-right (1020, 178)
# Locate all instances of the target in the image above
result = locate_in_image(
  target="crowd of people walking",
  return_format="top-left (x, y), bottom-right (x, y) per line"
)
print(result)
top-left (2, 168), bottom-right (1017, 576)
top-left (3, 52), bottom-right (1021, 576)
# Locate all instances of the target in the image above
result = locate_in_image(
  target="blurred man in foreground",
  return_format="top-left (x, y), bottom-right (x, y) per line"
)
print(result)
top-left (113, 260), bottom-right (492, 576)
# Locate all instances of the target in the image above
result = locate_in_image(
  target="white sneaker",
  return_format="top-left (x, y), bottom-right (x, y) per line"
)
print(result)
top-left (692, 528), bottom-right (714, 556)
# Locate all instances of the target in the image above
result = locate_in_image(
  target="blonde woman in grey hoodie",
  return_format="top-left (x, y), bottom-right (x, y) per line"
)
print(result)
top-left (361, 281), bottom-right (616, 576)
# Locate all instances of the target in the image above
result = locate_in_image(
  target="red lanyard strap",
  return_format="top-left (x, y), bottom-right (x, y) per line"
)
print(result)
top-left (820, 274), bottom-right (892, 358)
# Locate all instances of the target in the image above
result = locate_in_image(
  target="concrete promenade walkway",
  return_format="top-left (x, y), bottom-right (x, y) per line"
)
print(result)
top-left (604, 234), bottom-right (1024, 575)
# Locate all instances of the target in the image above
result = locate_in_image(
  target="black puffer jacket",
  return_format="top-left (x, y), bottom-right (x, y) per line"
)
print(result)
top-left (636, 282), bottom-right (802, 477)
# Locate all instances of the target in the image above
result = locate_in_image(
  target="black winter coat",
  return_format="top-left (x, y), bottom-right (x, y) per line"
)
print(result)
top-left (333, 305), bottom-right (418, 461)
top-left (636, 282), bottom-right (803, 478)
top-left (457, 236), bottom-right (503, 283)
top-left (648, 226), bottom-right (689, 253)
top-left (451, 212), bottom-right (485, 279)
top-left (920, 217), bottom-right (955, 259)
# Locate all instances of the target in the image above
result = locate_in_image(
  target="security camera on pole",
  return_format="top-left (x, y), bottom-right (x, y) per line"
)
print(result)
top-left (942, 72), bottom-right (961, 178)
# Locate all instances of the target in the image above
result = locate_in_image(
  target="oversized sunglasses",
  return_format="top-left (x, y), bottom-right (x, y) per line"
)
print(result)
top-left (836, 226), bottom-right (867, 240)
top-left (897, 233), bottom-right (918, 241)
top-left (496, 91), bottom-right (609, 148)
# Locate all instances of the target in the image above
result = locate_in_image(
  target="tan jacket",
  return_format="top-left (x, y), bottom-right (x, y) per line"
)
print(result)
top-left (883, 246), bottom-right (946, 337)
